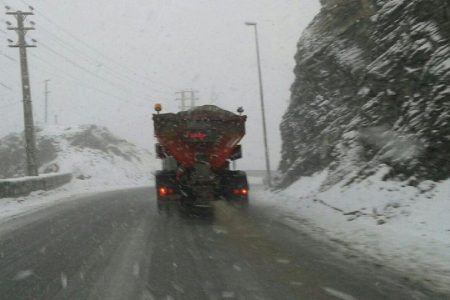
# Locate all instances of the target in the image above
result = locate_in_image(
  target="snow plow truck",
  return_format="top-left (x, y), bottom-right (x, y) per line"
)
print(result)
top-left (153, 104), bottom-right (249, 212)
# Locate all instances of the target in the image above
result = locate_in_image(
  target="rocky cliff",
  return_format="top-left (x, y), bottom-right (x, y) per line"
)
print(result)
top-left (279, 0), bottom-right (450, 188)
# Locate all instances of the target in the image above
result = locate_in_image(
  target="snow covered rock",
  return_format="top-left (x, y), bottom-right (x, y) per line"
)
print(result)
top-left (279, 0), bottom-right (450, 188)
top-left (0, 125), bottom-right (158, 187)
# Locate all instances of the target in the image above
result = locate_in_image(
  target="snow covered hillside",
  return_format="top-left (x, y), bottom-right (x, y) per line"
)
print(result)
top-left (256, 168), bottom-right (450, 293)
top-left (0, 125), bottom-right (158, 187)
top-left (279, 0), bottom-right (450, 187)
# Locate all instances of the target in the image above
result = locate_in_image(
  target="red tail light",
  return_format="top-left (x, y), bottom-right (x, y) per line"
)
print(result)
top-left (233, 188), bottom-right (248, 196)
top-left (186, 132), bottom-right (207, 140)
top-left (159, 187), bottom-right (174, 197)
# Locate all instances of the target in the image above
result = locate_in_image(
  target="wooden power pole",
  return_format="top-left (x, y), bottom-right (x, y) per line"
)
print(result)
top-left (6, 9), bottom-right (39, 176)
top-left (44, 79), bottom-right (50, 124)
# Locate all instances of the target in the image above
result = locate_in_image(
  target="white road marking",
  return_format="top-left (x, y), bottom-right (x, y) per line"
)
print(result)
top-left (13, 270), bottom-right (33, 281)
top-left (323, 287), bottom-right (357, 300)
top-left (276, 258), bottom-right (290, 264)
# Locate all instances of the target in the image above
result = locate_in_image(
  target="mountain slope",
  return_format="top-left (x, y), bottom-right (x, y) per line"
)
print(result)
top-left (279, 0), bottom-right (450, 188)
top-left (0, 125), bottom-right (157, 187)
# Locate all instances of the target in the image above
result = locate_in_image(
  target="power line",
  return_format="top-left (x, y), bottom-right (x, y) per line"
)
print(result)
top-left (31, 53), bottom-right (154, 108)
top-left (38, 41), bottom-right (156, 100)
top-left (0, 81), bottom-right (14, 91)
top-left (0, 50), bottom-right (17, 62)
top-left (20, 0), bottom-right (178, 91)
top-left (31, 55), bottom-right (135, 104)
top-left (0, 100), bottom-right (20, 110)
top-left (35, 24), bottom-right (168, 96)
top-left (0, 94), bottom-right (21, 115)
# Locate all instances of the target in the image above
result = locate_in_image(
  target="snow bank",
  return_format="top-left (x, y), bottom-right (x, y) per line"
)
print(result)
top-left (0, 172), bottom-right (72, 183)
top-left (0, 173), bottom-right (72, 198)
top-left (255, 169), bottom-right (450, 292)
top-left (35, 125), bottom-right (158, 187)
top-left (0, 124), bottom-right (158, 223)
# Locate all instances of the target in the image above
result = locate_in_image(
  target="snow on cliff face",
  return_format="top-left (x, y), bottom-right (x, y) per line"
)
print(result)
top-left (279, 0), bottom-right (450, 188)
top-left (0, 125), bottom-right (157, 187)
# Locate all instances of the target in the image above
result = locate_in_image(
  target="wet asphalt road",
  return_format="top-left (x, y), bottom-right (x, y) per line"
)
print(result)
top-left (0, 186), bottom-right (445, 300)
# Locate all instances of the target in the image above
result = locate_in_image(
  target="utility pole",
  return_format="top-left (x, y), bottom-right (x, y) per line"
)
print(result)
top-left (175, 90), bottom-right (187, 111)
top-left (187, 90), bottom-right (199, 108)
top-left (6, 8), bottom-right (39, 176)
top-left (44, 79), bottom-right (50, 124)
top-left (245, 21), bottom-right (272, 187)
top-left (176, 90), bottom-right (199, 110)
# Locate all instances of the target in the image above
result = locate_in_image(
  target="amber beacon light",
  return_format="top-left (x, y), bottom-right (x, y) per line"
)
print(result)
top-left (154, 103), bottom-right (162, 113)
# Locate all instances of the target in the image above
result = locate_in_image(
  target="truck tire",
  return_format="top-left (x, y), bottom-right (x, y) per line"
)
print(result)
top-left (220, 170), bottom-right (249, 208)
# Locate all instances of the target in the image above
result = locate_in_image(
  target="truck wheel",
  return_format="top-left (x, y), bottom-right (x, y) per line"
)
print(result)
top-left (157, 200), bottom-right (163, 212)
top-left (157, 200), bottom-right (173, 216)
top-left (241, 199), bottom-right (249, 209)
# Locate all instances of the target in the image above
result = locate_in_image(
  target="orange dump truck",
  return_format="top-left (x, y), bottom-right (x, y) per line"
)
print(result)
top-left (153, 105), bottom-right (249, 211)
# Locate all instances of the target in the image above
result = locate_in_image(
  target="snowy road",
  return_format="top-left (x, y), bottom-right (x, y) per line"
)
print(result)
top-left (0, 187), bottom-right (444, 300)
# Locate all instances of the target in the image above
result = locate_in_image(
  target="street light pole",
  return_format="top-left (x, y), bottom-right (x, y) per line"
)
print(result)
top-left (245, 21), bottom-right (272, 187)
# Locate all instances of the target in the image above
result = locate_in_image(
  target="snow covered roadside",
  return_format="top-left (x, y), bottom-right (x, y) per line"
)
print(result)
top-left (253, 166), bottom-right (450, 293)
top-left (0, 176), bottom-right (154, 226)
top-left (0, 125), bottom-right (158, 225)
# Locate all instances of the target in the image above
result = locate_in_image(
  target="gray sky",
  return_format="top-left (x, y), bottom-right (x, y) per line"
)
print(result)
top-left (0, 0), bottom-right (320, 170)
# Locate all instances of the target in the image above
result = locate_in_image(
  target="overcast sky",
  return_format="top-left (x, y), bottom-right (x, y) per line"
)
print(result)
top-left (0, 0), bottom-right (320, 170)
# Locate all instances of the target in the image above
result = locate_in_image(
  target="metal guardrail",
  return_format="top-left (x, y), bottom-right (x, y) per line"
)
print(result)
top-left (0, 173), bottom-right (73, 198)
